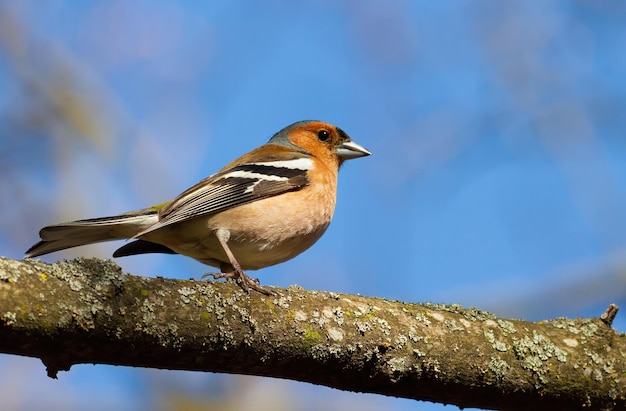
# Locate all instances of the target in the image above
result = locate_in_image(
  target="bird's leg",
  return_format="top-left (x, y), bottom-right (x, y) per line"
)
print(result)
top-left (203, 228), bottom-right (274, 296)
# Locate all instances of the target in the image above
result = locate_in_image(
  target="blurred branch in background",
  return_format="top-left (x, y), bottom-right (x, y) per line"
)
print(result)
top-left (0, 5), bottom-right (123, 248)
top-left (480, 3), bottom-right (626, 246)
top-left (0, 6), bottom-right (116, 150)
top-left (462, 2), bottom-right (626, 319)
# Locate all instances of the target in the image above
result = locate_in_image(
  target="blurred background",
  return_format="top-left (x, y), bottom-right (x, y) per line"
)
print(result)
top-left (2, 1), bottom-right (626, 410)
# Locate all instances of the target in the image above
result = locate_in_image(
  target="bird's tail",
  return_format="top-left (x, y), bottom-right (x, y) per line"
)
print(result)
top-left (25, 208), bottom-right (160, 258)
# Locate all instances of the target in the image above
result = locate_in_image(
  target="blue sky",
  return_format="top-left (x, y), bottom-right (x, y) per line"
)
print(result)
top-left (2, 1), bottom-right (626, 410)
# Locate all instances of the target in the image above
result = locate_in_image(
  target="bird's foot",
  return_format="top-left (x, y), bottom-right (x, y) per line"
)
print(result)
top-left (202, 270), bottom-right (274, 296)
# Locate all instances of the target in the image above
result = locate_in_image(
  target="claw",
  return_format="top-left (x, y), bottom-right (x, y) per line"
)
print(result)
top-left (201, 269), bottom-right (274, 296)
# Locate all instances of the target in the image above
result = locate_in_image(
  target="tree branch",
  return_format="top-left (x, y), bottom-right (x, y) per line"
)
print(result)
top-left (0, 256), bottom-right (624, 410)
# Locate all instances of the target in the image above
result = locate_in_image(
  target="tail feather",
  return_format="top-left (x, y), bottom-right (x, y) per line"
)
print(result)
top-left (25, 208), bottom-right (160, 258)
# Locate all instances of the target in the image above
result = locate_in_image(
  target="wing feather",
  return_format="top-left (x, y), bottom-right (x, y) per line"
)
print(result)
top-left (135, 158), bottom-right (312, 237)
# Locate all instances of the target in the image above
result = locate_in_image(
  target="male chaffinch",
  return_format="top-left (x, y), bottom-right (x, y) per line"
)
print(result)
top-left (26, 120), bottom-right (371, 294)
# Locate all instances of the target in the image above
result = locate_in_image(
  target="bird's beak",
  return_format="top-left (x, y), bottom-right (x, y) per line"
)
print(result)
top-left (336, 140), bottom-right (371, 159)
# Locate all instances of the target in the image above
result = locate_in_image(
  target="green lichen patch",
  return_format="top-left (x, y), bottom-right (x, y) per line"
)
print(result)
top-left (301, 328), bottom-right (323, 351)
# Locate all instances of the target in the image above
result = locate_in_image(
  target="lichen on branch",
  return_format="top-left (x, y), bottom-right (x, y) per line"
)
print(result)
top-left (0, 256), bottom-right (624, 410)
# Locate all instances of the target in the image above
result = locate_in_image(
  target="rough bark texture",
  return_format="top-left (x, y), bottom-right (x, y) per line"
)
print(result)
top-left (0, 256), bottom-right (624, 410)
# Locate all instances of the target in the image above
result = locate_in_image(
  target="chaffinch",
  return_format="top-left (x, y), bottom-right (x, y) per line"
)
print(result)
top-left (25, 120), bottom-right (371, 294)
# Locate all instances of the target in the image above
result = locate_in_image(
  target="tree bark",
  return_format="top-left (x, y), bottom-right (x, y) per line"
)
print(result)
top-left (0, 256), bottom-right (624, 410)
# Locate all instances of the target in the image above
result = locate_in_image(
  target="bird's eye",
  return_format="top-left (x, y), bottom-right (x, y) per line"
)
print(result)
top-left (317, 130), bottom-right (330, 141)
